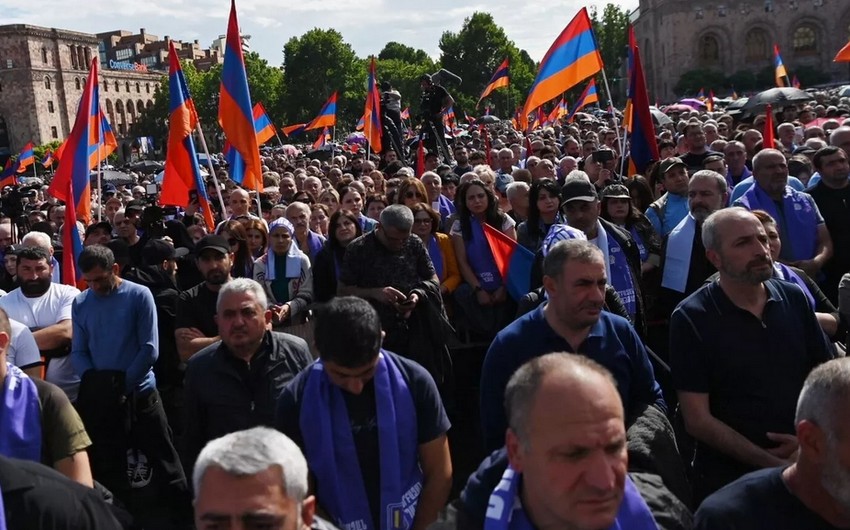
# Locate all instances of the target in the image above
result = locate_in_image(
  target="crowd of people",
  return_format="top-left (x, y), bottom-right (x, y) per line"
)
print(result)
top-left (4, 85), bottom-right (850, 529)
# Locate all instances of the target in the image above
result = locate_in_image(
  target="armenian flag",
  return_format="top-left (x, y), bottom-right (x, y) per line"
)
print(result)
top-left (15, 143), bottom-right (34, 173)
top-left (565, 79), bottom-right (599, 122)
top-left (160, 41), bottom-right (215, 231)
top-left (835, 39), bottom-right (850, 62)
top-left (546, 98), bottom-right (568, 125)
top-left (282, 123), bottom-right (306, 137)
top-left (791, 75), bottom-right (801, 89)
top-left (706, 90), bottom-right (715, 112)
top-left (218, 0), bottom-right (262, 192)
top-left (774, 44), bottom-right (788, 87)
top-left (41, 150), bottom-right (54, 168)
top-left (92, 110), bottom-right (117, 167)
top-left (355, 115), bottom-right (365, 131)
top-left (696, 88), bottom-right (705, 100)
top-left (400, 107), bottom-right (410, 120)
top-left (443, 106), bottom-right (456, 128)
top-left (520, 8), bottom-right (603, 130)
top-left (305, 92), bottom-right (338, 131)
top-left (0, 159), bottom-right (20, 188)
top-left (477, 58), bottom-right (510, 108)
top-left (623, 28), bottom-right (659, 176)
top-left (482, 222), bottom-right (534, 300)
top-left (253, 102), bottom-right (276, 145)
top-left (763, 104), bottom-right (775, 149)
top-left (312, 127), bottom-right (331, 150)
top-left (60, 176), bottom-right (83, 285)
top-left (363, 57), bottom-right (382, 154)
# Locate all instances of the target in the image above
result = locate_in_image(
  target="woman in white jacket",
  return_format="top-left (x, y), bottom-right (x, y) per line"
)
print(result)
top-left (253, 218), bottom-right (313, 328)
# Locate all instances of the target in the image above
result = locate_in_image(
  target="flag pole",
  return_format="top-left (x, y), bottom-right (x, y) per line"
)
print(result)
top-left (600, 68), bottom-right (626, 169)
top-left (96, 156), bottom-right (103, 222)
top-left (194, 123), bottom-right (228, 216)
top-left (273, 129), bottom-right (285, 148)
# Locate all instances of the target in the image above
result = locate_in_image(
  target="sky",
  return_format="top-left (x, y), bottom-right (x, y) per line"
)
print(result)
top-left (2, 0), bottom-right (639, 65)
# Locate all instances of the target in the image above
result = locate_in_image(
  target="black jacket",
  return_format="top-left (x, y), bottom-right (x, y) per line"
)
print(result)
top-left (182, 331), bottom-right (312, 474)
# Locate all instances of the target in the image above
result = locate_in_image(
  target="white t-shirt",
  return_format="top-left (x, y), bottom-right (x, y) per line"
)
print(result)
top-left (8, 318), bottom-right (40, 370)
top-left (0, 284), bottom-right (81, 400)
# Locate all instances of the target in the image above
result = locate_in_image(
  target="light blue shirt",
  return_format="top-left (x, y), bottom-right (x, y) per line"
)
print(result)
top-left (645, 193), bottom-right (689, 237)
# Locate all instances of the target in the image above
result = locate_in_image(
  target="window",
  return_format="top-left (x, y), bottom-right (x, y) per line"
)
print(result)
top-left (70, 45), bottom-right (77, 69)
top-left (125, 81), bottom-right (130, 92)
top-left (136, 82), bottom-right (140, 93)
top-left (114, 81), bottom-right (119, 92)
top-left (793, 25), bottom-right (817, 54)
top-left (699, 34), bottom-right (720, 66)
top-left (75, 78), bottom-right (81, 90)
top-left (745, 29), bottom-right (769, 62)
top-left (145, 83), bottom-right (150, 94)
top-left (44, 76), bottom-right (51, 90)
top-left (47, 101), bottom-right (54, 113)
top-left (103, 80), bottom-right (108, 92)
top-left (115, 48), bottom-right (132, 61)
top-left (41, 47), bottom-right (48, 64)
top-left (51, 126), bottom-right (58, 139)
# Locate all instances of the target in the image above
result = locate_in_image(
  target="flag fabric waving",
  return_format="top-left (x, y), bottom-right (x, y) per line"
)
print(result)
top-left (566, 78), bottom-right (599, 122)
top-left (696, 88), bottom-right (705, 100)
top-left (546, 98), bottom-right (569, 125)
top-left (161, 41), bottom-right (215, 231)
top-left (312, 127), bottom-right (331, 150)
top-left (481, 222), bottom-right (534, 301)
top-left (835, 39), bottom-right (850, 62)
top-left (363, 57), bottom-right (382, 154)
top-left (218, 0), bottom-right (262, 192)
top-left (305, 92), bottom-right (338, 131)
top-left (477, 58), bottom-right (510, 107)
top-left (774, 45), bottom-right (788, 87)
top-left (41, 150), bottom-right (54, 168)
top-left (520, 8), bottom-right (603, 130)
top-left (61, 176), bottom-right (83, 285)
top-left (400, 107), bottom-right (410, 120)
top-left (706, 90), bottom-right (715, 112)
top-left (0, 159), bottom-right (20, 188)
top-left (47, 57), bottom-right (99, 224)
top-left (763, 104), bottom-right (775, 149)
top-left (623, 33), bottom-right (660, 176)
top-left (791, 75), bottom-right (801, 89)
top-left (355, 115), bottom-right (365, 131)
top-left (282, 123), bottom-right (307, 137)
top-left (92, 110), bottom-right (117, 167)
top-left (253, 103), bottom-right (276, 145)
top-left (16, 143), bottom-right (34, 173)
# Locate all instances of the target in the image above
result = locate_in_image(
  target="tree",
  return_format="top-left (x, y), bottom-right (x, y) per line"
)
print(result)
top-left (378, 42), bottom-right (431, 65)
top-left (438, 12), bottom-right (535, 119)
top-left (278, 28), bottom-right (361, 129)
top-left (243, 52), bottom-right (284, 123)
top-left (589, 3), bottom-right (630, 104)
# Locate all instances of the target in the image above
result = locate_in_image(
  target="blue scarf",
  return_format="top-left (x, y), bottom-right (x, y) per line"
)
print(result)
top-left (437, 194), bottom-right (456, 218)
top-left (628, 225), bottom-right (648, 263)
top-left (305, 230), bottom-right (325, 261)
top-left (738, 184), bottom-right (818, 262)
top-left (427, 235), bottom-right (444, 281)
top-left (596, 221), bottom-right (637, 317)
top-left (466, 217), bottom-right (503, 292)
top-left (661, 214), bottom-right (697, 293)
top-left (484, 466), bottom-right (658, 530)
top-left (775, 262), bottom-right (815, 310)
top-left (301, 352), bottom-right (423, 530)
top-left (265, 218), bottom-right (303, 281)
top-left (0, 363), bottom-right (41, 462)
top-left (360, 214), bottom-right (377, 233)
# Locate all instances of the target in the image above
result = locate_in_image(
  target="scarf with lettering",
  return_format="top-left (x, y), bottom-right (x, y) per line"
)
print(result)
top-left (301, 352), bottom-right (423, 530)
top-left (427, 235), bottom-right (444, 281)
top-left (774, 262), bottom-right (815, 310)
top-left (661, 214), bottom-right (697, 293)
top-left (737, 184), bottom-right (817, 261)
top-left (628, 225), bottom-right (648, 263)
top-left (467, 217), bottom-right (503, 292)
top-left (596, 221), bottom-right (637, 317)
top-left (484, 466), bottom-right (658, 530)
top-left (0, 363), bottom-right (41, 462)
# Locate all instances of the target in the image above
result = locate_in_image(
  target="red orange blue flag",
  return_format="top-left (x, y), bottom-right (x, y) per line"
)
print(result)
top-left (477, 58), bottom-right (510, 108)
top-left (791, 75), bottom-right (801, 89)
top-left (305, 92), bottom-right (338, 131)
top-left (355, 115), bottom-right (365, 131)
top-left (161, 41), bottom-right (215, 231)
top-left (253, 103), bottom-right (276, 145)
top-left (520, 8), bottom-right (602, 130)
top-left (400, 107), bottom-right (410, 120)
top-left (363, 57), bottom-right (382, 154)
top-left (706, 90), bottom-right (715, 112)
top-left (282, 123), bottom-right (306, 137)
top-left (218, 0), bottom-right (262, 192)
top-left (482, 222), bottom-right (534, 300)
top-left (41, 150), bottom-right (54, 168)
top-left (623, 30), bottom-right (659, 176)
top-left (16, 143), bottom-right (34, 173)
top-left (312, 127), bottom-right (331, 150)
top-left (774, 45), bottom-right (788, 87)
top-left (566, 79), bottom-right (599, 122)
top-left (91, 110), bottom-right (117, 167)
top-left (61, 176), bottom-right (83, 285)
top-left (0, 159), bottom-right (20, 188)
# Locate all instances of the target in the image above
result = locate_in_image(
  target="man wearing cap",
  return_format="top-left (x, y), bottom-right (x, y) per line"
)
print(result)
top-left (175, 235), bottom-right (234, 362)
top-left (83, 221), bottom-right (113, 247)
top-left (659, 170), bottom-right (728, 315)
top-left (646, 157), bottom-right (691, 237)
top-left (125, 239), bottom-right (189, 435)
top-left (560, 175), bottom-right (646, 332)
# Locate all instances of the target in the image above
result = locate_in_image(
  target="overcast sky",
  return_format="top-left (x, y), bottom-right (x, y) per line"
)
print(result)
top-left (3, 0), bottom-right (638, 65)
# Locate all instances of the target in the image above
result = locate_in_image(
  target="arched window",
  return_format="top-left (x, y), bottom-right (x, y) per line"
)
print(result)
top-left (145, 83), bottom-right (150, 94)
top-left (41, 47), bottom-right (48, 64)
top-left (69, 45), bottom-right (78, 69)
top-left (127, 100), bottom-right (135, 116)
top-left (745, 29), bottom-right (769, 62)
top-left (146, 100), bottom-right (154, 110)
top-left (793, 25), bottom-right (817, 55)
top-left (44, 76), bottom-right (51, 90)
top-left (115, 100), bottom-right (124, 114)
top-left (699, 34), bottom-right (721, 66)
top-left (103, 80), bottom-right (108, 92)
top-left (137, 100), bottom-right (145, 114)
top-left (135, 82), bottom-right (141, 93)
top-left (74, 77), bottom-right (81, 90)
top-left (106, 99), bottom-right (114, 114)
top-left (114, 81), bottom-right (119, 92)
top-left (125, 81), bottom-right (130, 92)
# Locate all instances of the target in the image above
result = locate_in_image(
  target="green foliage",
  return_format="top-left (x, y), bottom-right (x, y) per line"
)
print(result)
top-left (674, 69), bottom-right (728, 96)
top-left (589, 4), bottom-right (630, 103)
top-left (793, 65), bottom-right (829, 88)
top-left (378, 42), bottom-right (431, 65)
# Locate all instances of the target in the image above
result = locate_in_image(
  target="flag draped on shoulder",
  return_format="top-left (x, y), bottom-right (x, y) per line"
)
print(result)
top-left (161, 41), bottom-right (215, 231)
top-left (520, 8), bottom-right (602, 130)
top-left (477, 58), bottom-right (510, 108)
top-left (565, 79), bottom-right (598, 122)
top-left (774, 45), bottom-right (787, 87)
top-left (218, 0), bottom-right (262, 192)
top-left (363, 57), bottom-right (382, 154)
top-left (305, 92), bottom-right (338, 131)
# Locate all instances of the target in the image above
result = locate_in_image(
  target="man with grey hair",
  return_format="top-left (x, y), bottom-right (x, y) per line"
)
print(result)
top-left (193, 426), bottom-right (338, 529)
top-left (670, 207), bottom-right (832, 503)
top-left (695, 357), bottom-right (850, 527)
top-left (21, 230), bottom-right (61, 283)
top-left (183, 278), bottom-right (311, 476)
top-left (659, 169), bottom-right (728, 314)
top-left (339, 205), bottom-right (446, 377)
top-left (480, 239), bottom-right (663, 452)
top-left (505, 181), bottom-right (530, 223)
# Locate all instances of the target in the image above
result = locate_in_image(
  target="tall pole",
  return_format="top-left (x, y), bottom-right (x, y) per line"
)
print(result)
top-left (96, 156), bottom-right (103, 222)
top-left (194, 123), bottom-right (228, 217)
top-left (600, 68), bottom-right (626, 166)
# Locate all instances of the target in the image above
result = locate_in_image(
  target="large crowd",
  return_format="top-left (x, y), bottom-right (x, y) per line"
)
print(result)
top-left (4, 83), bottom-right (850, 529)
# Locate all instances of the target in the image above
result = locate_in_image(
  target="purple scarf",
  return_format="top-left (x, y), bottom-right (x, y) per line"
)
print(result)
top-left (629, 225), bottom-right (648, 263)
top-left (301, 352), bottom-right (422, 530)
top-left (305, 230), bottom-right (325, 261)
top-left (466, 217), bottom-right (503, 292)
top-left (427, 235), bottom-right (445, 281)
top-left (738, 184), bottom-right (817, 261)
top-left (600, 226), bottom-right (637, 317)
top-left (485, 465), bottom-right (657, 530)
top-left (775, 262), bottom-right (816, 310)
top-left (0, 363), bottom-right (41, 462)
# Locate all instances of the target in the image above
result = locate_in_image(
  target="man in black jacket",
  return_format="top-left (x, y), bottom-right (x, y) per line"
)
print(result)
top-left (182, 278), bottom-right (311, 478)
top-left (561, 175), bottom-right (646, 334)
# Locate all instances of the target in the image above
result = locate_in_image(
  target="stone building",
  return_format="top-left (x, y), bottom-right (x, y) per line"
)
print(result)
top-left (0, 24), bottom-right (163, 163)
top-left (633, 0), bottom-right (850, 102)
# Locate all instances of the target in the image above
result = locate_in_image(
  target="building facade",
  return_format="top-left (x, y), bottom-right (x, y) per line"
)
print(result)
top-left (0, 24), bottom-right (163, 163)
top-left (633, 0), bottom-right (850, 102)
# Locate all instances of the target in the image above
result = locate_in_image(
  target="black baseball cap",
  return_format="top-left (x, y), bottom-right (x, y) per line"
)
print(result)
top-left (84, 221), bottom-right (112, 238)
top-left (561, 178), bottom-right (599, 203)
top-left (142, 239), bottom-right (189, 266)
top-left (195, 234), bottom-right (230, 256)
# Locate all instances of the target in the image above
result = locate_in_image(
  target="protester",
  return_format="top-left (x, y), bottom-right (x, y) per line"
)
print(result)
top-left (410, 202), bottom-right (461, 296)
top-left (312, 209), bottom-right (362, 303)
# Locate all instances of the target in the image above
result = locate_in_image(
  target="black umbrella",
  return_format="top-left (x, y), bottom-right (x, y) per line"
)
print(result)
top-left (130, 160), bottom-right (164, 174)
top-left (475, 115), bottom-right (500, 125)
top-left (741, 88), bottom-right (813, 112)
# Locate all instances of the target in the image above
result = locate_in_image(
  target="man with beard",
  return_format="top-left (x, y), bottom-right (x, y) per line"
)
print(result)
top-left (0, 246), bottom-right (81, 401)
top-left (659, 170), bottom-right (728, 316)
top-left (695, 358), bottom-right (850, 528)
top-left (175, 235), bottom-right (233, 361)
top-left (670, 208), bottom-right (833, 504)
top-left (452, 145), bottom-right (473, 178)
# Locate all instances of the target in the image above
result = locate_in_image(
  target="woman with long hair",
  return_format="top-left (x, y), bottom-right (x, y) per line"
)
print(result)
top-left (312, 209), bottom-right (363, 303)
top-left (395, 178), bottom-right (428, 208)
top-left (252, 218), bottom-right (313, 328)
top-left (410, 203), bottom-right (460, 296)
top-left (364, 194), bottom-right (388, 222)
top-left (338, 185), bottom-right (376, 233)
top-left (216, 220), bottom-right (254, 278)
top-left (450, 178), bottom-right (517, 338)
top-left (516, 179), bottom-right (565, 252)
top-left (600, 184), bottom-right (661, 273)
top-left (318, 188), bottom-right (340, 216)
top-left (243, 218), bottom-right (268, 259)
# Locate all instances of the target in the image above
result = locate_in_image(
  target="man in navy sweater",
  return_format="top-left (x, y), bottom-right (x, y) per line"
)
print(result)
top-left (71, 244), bottom-right (190, 527)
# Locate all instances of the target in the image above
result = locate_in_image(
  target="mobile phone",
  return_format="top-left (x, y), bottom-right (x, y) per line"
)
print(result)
top-left (399, 296), bottom-right (415, 307)
top-left (145, 183), bottom-right (158, 196)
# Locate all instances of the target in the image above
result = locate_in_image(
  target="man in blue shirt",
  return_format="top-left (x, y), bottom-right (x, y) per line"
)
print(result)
top-left (480, 239), bottom-right (664, 452)
top-left (646, 157), bottom-right (690, 237)
top-left (72, 245), bottom-right (190, 526)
